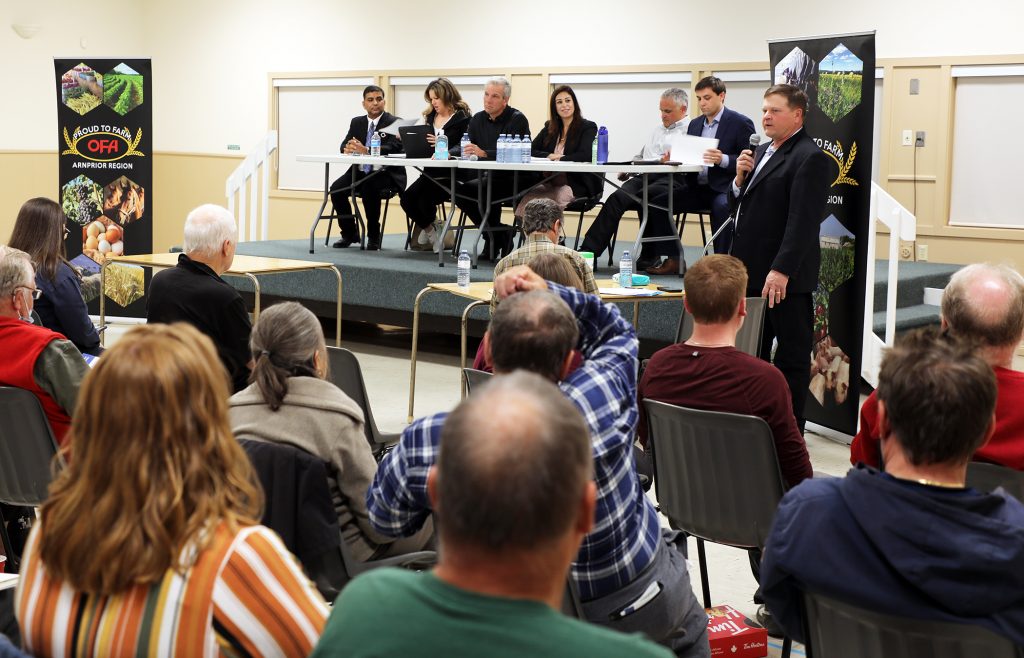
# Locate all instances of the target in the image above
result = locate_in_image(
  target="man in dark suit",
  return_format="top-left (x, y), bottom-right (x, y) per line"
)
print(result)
top-left (330, 85), bottom-right (406, 250)
top-left (731, 84), bottom-right (829, 432)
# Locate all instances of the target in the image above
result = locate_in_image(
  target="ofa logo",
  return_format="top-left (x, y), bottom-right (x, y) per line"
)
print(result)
top-left (62, 125), bottom-right (144, 162)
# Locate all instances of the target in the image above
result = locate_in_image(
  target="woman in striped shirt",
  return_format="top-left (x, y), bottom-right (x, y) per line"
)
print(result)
top-left (16, 323), bottom-right (329, 657)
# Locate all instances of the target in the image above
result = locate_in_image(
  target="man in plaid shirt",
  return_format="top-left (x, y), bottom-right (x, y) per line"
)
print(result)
top-left (367, 265), bottom-right (709, 656)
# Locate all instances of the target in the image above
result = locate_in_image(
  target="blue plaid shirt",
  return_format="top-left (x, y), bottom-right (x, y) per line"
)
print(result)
top-left (367, 283), bottom-right (662, 601)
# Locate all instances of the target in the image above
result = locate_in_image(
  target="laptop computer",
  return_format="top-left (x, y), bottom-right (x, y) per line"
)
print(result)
top-left (399, 125), bottom-right (435, 159)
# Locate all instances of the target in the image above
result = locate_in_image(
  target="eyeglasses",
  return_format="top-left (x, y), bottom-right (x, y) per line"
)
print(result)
top-left (16, 286), bottom-right (42, 300)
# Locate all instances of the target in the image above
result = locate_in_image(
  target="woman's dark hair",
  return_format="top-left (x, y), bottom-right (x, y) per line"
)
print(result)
top-left (248, 302), bottom-right (326, 411)
top-left (8, 197), bottom-right (70, 282)
top-left (544, 85), bottom-right (584, 148)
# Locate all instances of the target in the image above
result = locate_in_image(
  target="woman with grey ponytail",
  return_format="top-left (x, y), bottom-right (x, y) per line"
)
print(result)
top-left (229, 302), bottom-right (432, 561)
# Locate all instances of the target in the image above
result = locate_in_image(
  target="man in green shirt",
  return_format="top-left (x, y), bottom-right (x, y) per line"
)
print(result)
top-left (312, 372), bottom-right (673, 658)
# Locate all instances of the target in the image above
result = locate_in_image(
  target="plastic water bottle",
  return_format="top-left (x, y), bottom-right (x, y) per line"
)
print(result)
top-left (457, 250), bottom-right (471, 288)
top-left (434, 129), bottom-right (448, 160)
top-left (514, 134), bottom-right (525, 164)
top-left (597, 126), bottom-right (609, 164)
top-left (496, 134), bottom-right (507, 163)
top-left (369, 131), bottom-right (381, 157)
top-left (592, 136), bottom-right (598, 164)
top-left (520, 134), bottom-right (531, 163)
top-left (460, 132), bottom-right (471, 160)
top-left (619, 250), bottom-right (633, 288)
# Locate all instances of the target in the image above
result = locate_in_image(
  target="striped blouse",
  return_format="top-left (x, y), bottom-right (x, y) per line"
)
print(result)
top-left (15, 522), bottom-right (329, 657)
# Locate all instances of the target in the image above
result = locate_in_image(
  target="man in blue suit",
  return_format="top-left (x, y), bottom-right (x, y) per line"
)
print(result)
top-left (644, 77), bottom-right (755, 274)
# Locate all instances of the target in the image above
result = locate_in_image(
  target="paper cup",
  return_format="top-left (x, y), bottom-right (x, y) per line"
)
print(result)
top-left (579, 251), bottom-right (595, 271)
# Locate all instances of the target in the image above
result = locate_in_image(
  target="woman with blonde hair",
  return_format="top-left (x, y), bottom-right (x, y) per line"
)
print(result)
top-left (230, 302), bottom-right (431, 561)
top-left (16, 323), bottom-right (328, 657)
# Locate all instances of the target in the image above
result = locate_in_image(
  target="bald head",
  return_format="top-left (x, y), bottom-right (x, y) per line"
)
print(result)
top-left (436, 372), bottom-right (591, 551)
top-left (489, 289), bottom-right (578, 381)
top-left (942, 263), bottom-right (1024, 350)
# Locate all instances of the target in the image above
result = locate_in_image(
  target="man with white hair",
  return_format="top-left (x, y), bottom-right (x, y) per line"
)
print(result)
top-left (0, 245), bottom-right (88, 446)
top-left (147, 204), bottom-right (251, 392)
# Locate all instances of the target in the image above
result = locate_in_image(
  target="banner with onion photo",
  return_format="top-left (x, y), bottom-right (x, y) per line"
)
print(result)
top-left (768, 32), bottom-right (875, 437)
top-left (55, 57), bottom-right (151, 317)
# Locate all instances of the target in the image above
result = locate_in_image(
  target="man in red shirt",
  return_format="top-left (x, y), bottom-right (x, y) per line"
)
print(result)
top-left (0, 245), bottom-right (88, 447)
top-left (851, 263), bottom-right (1024, 470)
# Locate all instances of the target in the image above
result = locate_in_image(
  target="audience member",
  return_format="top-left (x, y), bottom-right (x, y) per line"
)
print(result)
top-left (329, 85), bottom-right (406, 250)
top-left (229, 301), bottom-right (432, 560)
top-left (455, 76), bottom-right (531, 259)
top-left (639, 255), bottom-right (812, 486)
top-left (7, 197), bottom-right (101, 355)
top-left (851, 262), bottom-right (1024, 470)
top-left (730, 84), bottom-right (830, 432)
top-left (761, 328), bottom-right (1024, 645)
top-left (15, 323), bottom-right (328, 656)
top-left (146, 204), bottom-right (251, 393)
top-left (313, 372), bottom-right (672, 657)
top-left (0, 245), bottom-right (87, 446)
top-left (369, 266), bottom-right (709, 656)
top-left (403, 78), bottom-right (472, 252)
top-left (514, 85), bottom-right (600, 216)
top-left (578, 88), bottom-right (690, 271)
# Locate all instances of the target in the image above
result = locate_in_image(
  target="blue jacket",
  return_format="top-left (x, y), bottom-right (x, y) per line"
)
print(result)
top-left (760, 464), bottom-right (1024, 645)
top-left (35, 261), bottom-right (101, 355)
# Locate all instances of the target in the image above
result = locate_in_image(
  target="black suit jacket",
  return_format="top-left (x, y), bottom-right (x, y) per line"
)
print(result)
top-left (341, 111), bottom-right (406, 189)
top-left (532, 119), bottom-right (601, 198)
top-left (730, 129), bottom-right (830, 295)
top-left (686, 106), bottom-right (756, 194)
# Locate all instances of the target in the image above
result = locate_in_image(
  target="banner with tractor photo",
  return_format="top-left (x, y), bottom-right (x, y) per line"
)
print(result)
top-left (768, 32), bottom-right (875, 436)
top-left (55, 58), bottom-right (152, 318)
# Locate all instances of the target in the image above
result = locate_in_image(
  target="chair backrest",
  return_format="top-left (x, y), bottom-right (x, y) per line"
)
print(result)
top-left (644, 400), bottom-right (785, 549)
top-left (0, 387), bottom-right (62, 506)
top-left (326, 346), bottom-right (385, 452)
top-left (802, 590), bottom-right (1023, 658)
top-left (560, 577), bottom-right (585, 619)
top-left (675, 296), bottom-right (767, 357)
top-left (462, 368), bottom-right (493, 395)
top-left (966, 461), bottom-right (1024, 501)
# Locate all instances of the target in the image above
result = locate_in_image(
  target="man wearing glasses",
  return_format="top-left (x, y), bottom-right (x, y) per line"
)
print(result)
top-left (0, 245), bottom-right (88, 447)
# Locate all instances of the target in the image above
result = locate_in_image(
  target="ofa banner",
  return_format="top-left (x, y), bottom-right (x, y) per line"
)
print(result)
top-left (768, 32), bottom-right (875, 437)
top-left (54, 58), bottom-right (152, 318)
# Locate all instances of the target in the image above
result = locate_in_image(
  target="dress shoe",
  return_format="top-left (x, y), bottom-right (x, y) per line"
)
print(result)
top-left (755, 605), bottom-right (784, 639)
top-left (645, 257), bottom-right (681, 275)
top-left (365, 241), bottom-right (381, 251)
top-left (332, 237), bottom-right (358, 248)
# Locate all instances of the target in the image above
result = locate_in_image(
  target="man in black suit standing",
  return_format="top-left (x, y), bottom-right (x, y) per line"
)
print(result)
top-left (330, 85), bottom-right (406, 250)
top-left (731, 84), bottom-right (829, 432)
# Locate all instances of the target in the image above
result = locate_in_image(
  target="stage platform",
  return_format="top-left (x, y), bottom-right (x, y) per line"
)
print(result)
top-left (229, 235), bottom-right (958, 351)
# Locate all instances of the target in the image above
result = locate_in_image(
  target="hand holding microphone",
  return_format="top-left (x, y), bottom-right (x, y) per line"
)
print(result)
top-left (734, 134), bottom-right (762, 187)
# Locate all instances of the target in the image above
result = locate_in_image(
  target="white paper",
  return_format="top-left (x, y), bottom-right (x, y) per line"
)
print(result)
top-left (598, 287), bottom-right (664, 297)
top-left (378, 118), bottom-right (417, 136)
top-left (665, 134), bottom-right (719, 165)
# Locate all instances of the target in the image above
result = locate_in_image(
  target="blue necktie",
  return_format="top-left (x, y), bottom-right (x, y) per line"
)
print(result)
top-left (362, 121), bottom-right (375, 173)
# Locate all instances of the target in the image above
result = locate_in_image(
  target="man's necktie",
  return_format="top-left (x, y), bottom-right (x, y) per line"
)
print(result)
top-left (362, 121), bottom-right (375, 173)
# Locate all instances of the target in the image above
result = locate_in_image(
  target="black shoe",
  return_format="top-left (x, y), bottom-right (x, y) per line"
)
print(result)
top-left (365, 241), bottom-right (381, 251)
top-left (756, 605), bottom-right (784, 639)
top-left (635, 256), bottom-right (657, 271)
top-left (332, 237), bottom-right (358, 248)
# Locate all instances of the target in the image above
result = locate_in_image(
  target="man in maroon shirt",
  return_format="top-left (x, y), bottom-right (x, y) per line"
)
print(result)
top-left (638, 254), bottom-right (812, 488)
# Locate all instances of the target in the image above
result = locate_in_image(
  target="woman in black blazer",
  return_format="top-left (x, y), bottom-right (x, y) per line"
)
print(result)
top-left (400, 78), bottom-right (471, 250)
top-left (516, 86), bottom-right (600, 217)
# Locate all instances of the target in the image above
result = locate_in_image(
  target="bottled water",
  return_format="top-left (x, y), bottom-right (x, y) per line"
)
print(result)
top-left (369, 131), bottom-right (381, 157)
top-left (510, 134), bottom-right (521, 164)
top-left (434, 129), bottom-right (448, 160)
top-left (460, 132), bottom-right (471, 160)
top-left (619, 250), bottom-right (633, 288)
top-left (496, 134), bottom-right (507, 163)
top-left (457, 250), bottom-right (471, 288)
top-left (520, 134), bottom-right (531, 163)
top-left (592, 136), bottom-right (598, 164)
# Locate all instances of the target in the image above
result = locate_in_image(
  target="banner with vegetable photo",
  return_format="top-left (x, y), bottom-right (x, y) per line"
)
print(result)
top-left (55, 58), bottom-right (151, 317)
top-left (769, 32), bottom-right (875, 436)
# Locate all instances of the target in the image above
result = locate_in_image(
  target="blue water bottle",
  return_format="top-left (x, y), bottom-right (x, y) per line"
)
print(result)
top-left (597, 126), bottom-right (609, 164)
top-left (434, 129), bottom-right (448, 160)
top-left (619, 250), bottom-right (633, 288)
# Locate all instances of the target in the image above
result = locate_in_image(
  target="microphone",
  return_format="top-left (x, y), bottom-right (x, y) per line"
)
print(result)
top-left (746, 134), bottom-right (761, 159)
top-left (705, 135), bottom-right (763, 256)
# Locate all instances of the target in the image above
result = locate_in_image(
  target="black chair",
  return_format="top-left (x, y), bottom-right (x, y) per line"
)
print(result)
top-left (0, 387), bottom-right (64, 562)
top-left (675, 296), bottom-right (767, 358)
top-left (462, 368), bottom-right (493, 395)
top-left (675, 208), bottom-right (712, 248)
top-left (561, 577), bottom-right (585, 619)
top-left (324, 187), bottom-right (399, 248)
top-left (326, 346), bottom-right (400, 459)
top-left (240, 439), bottom-right (435, 601)
top-left (569, 193), bottom-right (605, 251)
top-left (802, 590), bottom-right (1023, 658)
top-left (966, 461), bottom-right (1024, 500)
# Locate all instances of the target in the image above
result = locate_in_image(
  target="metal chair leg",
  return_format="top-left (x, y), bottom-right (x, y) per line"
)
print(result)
top-left (696, 538), bottom-right (712, 609)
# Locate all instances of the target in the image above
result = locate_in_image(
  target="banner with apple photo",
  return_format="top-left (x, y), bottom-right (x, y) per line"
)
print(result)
top-left (55, 58), bottom-right (151, 317)
top-left (768, 32), bottom-right (875, 437)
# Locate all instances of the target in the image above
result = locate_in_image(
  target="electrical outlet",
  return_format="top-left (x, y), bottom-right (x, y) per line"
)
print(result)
top-left (915, 131), bottom-right (925, 147)
top-left (917, 244), bottom-right (929, 261)
top-left (899, 241), bottom-right (914, 260)
top-left (902, 130), bottom-right (913, 146)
